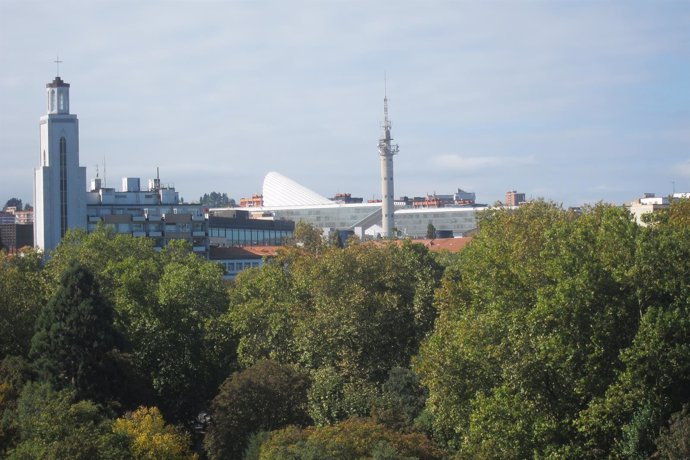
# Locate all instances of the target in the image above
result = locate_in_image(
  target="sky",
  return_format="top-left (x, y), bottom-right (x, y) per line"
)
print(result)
top-left (1, 1), bottom-right (690, 208)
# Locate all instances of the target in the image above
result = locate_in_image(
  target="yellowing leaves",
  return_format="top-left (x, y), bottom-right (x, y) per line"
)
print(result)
top-left (112, 406), bottom-right (197, 460)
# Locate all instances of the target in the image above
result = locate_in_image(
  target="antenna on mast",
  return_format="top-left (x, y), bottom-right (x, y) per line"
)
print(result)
top-left (378, 73), bottom-right (399, 238)
top-left (103, 156), bottom-right (107, 188)
top-left (383, 71), bottom-right (389, 127)
top-left (384, 71), bottom-right (387, 98)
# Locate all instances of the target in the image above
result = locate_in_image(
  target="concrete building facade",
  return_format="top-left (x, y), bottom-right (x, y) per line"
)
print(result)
top-left (34, 75), bottom-right (86, 253)
top-left (505, 190), bottom-right (526, 207)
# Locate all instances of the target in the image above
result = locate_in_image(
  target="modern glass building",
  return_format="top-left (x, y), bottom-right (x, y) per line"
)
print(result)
top-left (225, 172), bottom-right (487, 238)
top-left (209, 212), bottom-right (294, 246)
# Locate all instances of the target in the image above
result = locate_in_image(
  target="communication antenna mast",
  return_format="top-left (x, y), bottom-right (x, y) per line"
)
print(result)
top-left (378, 75), bottom-right (399, 238)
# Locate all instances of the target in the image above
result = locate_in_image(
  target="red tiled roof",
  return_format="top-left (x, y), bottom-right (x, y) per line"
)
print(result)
top-left (410, 237), bottom-right (472, 253)
top-left (209, 245), bottom-right (281, 260)
top-left (369, 237), bottom-right (472, 253)
top-left (209, 238), bottom-right (470, 261)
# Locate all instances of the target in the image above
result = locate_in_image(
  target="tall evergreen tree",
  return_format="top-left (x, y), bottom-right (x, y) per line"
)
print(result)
top-left (30, 261), bottom-right (121, 403)
top-left (426, 222), bottom-right (436, 239)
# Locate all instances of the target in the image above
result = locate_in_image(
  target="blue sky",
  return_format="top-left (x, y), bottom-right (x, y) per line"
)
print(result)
top-left (2, 0), bottom-right (689, 207)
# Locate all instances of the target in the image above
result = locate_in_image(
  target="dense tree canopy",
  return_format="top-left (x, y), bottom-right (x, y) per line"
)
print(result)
top-left (0, 249), bottom-right (47, 359)
top-left (199, 192), bottom-right (235, 208)
top-left (416, 200), bottom-right (690, 458)
top-left (230, 239), bottom-right (442, 381)
top-left (3, 201), bottom-right (690, 458)
top-left (7, 382), bottom-right (130, 459)
top-left (253, 418), bottom-right (444, 460)
top-left (44, 229), bottom-right (235, 423)
top-left (3, 198), bottom-right (22, 211)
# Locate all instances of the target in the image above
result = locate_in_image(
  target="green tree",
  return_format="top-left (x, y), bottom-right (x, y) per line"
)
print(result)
top-left (45, 231), bottom-right (235, 422)
top-left (199, 191), bottom-right (234, 208)
top-left (45, 225), bottom-right (157, 298)
top-left (204, 360), bottom-right (311, 460)
top-left (416, 203), bottom-right (645, 455)
top-left (7, 382), bottom-right (130, 459)
top-left (230, 239), bottom-right (442, 381)
top-left (3, 198), bottom-right (22, 211)
top-left (372, 367), bottom-right (428, 430)
top-left (416, 202), bottom-right (566, 448)
top-left (30, 261), bottom-right (122, 403)
top-left (292, 241), bottom-right (442, 383)
top-left (289, 221), bottom-right (327, 254)
top-left (228, 238), bottom-right (442, 430)
top-left (0, 249), bottom-right (47, 359)
top-left (132, 244), bottom-right (234, 422)
top-left (575, 199), bottom-right (690, 458)
top-left (655, 405), bottom-right (690, 459)
top-left (426, 222), bottom-right (436, 239)
top-left (0, 356), bottom-right (33, 454)
top-left (229, 263), bottom-right (300, 367)
top-left (307, 366), bottom-right (380, 427)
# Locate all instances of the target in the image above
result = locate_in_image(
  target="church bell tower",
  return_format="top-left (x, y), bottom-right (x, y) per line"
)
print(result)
top-left (34, 71), bottom-right (86, 253)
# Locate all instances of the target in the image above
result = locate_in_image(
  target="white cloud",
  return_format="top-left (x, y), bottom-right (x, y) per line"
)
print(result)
top-left (2, 1), bottom-right (690, 207)
top-left (673, 160), bottom-right (690, 178)
top-left (433, 154), bottom-right (536, 172)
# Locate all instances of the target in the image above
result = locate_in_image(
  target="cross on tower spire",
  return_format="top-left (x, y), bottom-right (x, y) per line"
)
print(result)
top-left (54, 55), bottom-right (63, 76)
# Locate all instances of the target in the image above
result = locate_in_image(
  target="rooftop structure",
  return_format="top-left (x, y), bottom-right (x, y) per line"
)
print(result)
top-left (330, 193), bottom-right (363, 204)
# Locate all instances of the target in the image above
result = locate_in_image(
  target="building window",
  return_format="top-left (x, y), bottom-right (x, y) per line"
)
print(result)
top-left (59, 137), bottom-right (67, 237)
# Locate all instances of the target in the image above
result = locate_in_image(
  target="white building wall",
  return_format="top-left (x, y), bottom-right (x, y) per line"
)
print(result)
top-left (242, 203), bottom-right (484, 238)
top-left (34, 80), bottom-right (87, 254)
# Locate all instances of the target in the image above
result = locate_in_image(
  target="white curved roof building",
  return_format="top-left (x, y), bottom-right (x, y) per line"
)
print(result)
top-left (262, 172), bottom-right (334, 207)
top-left (217, 172), bottom-right (486, 238)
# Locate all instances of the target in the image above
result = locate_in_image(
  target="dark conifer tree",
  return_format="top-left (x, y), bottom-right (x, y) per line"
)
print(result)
top-left (426, 222), bottom-right (436, 239)
top-left (30, 261), bottom-right (121, 403)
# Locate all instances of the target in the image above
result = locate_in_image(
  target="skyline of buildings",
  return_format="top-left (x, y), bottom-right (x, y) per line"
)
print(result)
top-left (11, 69), bottom-right (689, 257)
top-left (26, 73), bottom-right (502, 259)
top-left (4, 3), bottom-right (688, 210)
